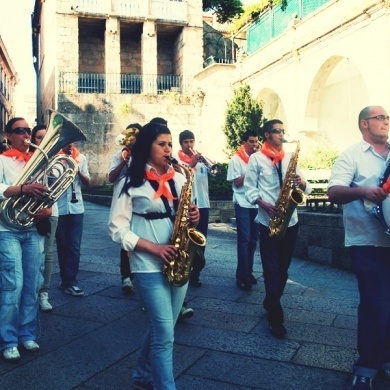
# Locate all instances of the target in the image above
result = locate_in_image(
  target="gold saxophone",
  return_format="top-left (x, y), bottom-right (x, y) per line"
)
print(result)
top-left (163, 157), bottom-right (207, 287)
top-left (268, 141), bottom-right (305, 239)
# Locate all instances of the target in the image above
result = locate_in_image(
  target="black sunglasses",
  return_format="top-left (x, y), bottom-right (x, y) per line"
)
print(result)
top-left (270, 128), bottom-right (285, 134)
top-left (12, 127), bottom-right (32, 135)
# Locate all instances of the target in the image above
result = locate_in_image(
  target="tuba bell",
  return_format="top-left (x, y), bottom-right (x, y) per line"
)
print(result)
top-left (0, 109), bottom-right (87, 231)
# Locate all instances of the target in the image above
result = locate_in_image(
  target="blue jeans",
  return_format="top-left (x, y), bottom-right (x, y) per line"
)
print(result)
top-left (350, 246), bottom-right (390, 378)
top-left (0, 230), bottom-right (44, 350)
top-left (234, 204), bottom-right (259, 281)
top-left (133, 272), bottom-right (188, 389)
top-left (56, 213), bottom-right (84, 288)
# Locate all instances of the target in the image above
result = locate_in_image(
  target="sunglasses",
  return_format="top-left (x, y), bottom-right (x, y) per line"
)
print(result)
top-left (12, 127), bottom-right (32, 135)
top-left (270, 128), bottom-right (285, 134)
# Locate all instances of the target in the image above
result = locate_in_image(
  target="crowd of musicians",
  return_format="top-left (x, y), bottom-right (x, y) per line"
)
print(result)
top-left (1, 105), bottom-right (389, 390)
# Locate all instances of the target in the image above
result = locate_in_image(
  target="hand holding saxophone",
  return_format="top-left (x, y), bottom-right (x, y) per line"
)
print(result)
top-left (188, 204), bottom-right (200, 227)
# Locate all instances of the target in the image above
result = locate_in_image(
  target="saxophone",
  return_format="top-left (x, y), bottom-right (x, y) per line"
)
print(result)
top-left (163, 157), bottom-right (207, 287)
top-left (268, 141), bottom-right (305, 239)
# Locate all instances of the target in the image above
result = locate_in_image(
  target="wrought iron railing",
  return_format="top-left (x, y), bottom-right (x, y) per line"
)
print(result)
top-left (59, 72), bottom-right (193, 94)
top-left (73, 0), bottom-right (187, 22)
top-left (247, 0), bottom-right (331, 55)
top-left (203, 56), bottom-right (236, 67)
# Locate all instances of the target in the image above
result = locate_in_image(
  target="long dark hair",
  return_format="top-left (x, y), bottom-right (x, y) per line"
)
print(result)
top-left (123, 122), bottom-right (171, 193)
top-left (30, 124), bottom-right (47, 151)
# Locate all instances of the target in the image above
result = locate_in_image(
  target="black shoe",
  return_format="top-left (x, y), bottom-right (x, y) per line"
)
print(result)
top-left (269, 323), bottom-right (287, 339)
top-left (352, 375), bottom-right (372, 390)
top-left (236, 279), bottom-right (252, 291)
top-left (189, 276), bottom-right (202, 288)
top-left (249, 274), bottom-right (257, 284)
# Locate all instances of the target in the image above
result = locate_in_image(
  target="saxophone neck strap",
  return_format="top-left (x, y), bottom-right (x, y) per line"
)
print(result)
top-left (273, 159), bottom-right (283, 188)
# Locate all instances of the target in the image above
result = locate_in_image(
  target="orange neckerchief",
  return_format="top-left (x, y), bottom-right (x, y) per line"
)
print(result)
top-left (260, 142), bottom-right (285, 165)
top-left (2, 148), bottom-right (32, 163)
top-left (178, 150), bottom-right (193, 165)
top-left (383, 178), bottom-right (390, 193)
top-left (59, 145), bottom-right (80, 162)
top-left (235, 145), bottom-right (249, 164)
top-left (145, 169), bottom-right (177, 200)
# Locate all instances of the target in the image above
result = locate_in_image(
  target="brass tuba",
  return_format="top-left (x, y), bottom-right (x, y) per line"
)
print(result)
top-left (163, 157), bottom-right (207, 287)
top-left (268, 141), bottom-right (305, 239)
top-left (0, 109), bottom-right (87, 231)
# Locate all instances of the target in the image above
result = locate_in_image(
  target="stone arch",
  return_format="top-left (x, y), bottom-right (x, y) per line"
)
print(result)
top-left (257, 88), bottom-right (286, 124)
top-left (302, 55), bottom-right (368, 152)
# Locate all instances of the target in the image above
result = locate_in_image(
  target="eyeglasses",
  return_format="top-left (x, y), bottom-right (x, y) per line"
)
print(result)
top-left (11, 127), bottom-right (32, 135)
top-left (364, 115), bottom-right (390, 121)
top-left (270, 128), bottom-right (285, 134)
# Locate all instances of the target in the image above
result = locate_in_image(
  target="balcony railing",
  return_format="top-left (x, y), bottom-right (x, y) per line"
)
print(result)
top-left (59, 72), bottom-right (193, 95)
top-left (73, 0), bottom-right (187, 22)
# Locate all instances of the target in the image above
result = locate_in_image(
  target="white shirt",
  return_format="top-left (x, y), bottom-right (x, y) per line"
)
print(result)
top-left (108, 150), bottom-right (130, 182)
top-left (328, 139), bottom-right (390, 247)
top-left (244, 151), bottom-right (312, 227)
top-left (227, 153), bottom-right (257, 208)
top-left (108, 165), bottom-right (187, 273)
top-left (57, 153), bottom-right (90, 215)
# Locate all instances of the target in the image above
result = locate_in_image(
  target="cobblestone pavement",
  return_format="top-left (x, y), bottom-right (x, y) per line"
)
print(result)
top-left (0, 202), bottom-right (388, 389)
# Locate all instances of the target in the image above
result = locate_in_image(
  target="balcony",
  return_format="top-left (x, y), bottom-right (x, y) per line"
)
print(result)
top-left (59, 72), bottom-right (193, 94)
top-left (72, 0), bottom-right (187, 22)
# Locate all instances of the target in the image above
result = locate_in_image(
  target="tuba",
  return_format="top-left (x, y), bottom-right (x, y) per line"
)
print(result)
top-left (0, 109), bottom-right (87, 231)
top-left (268, 141), bottom-right (305, 239)
top-left (163, 157), bottom-right (207, 287)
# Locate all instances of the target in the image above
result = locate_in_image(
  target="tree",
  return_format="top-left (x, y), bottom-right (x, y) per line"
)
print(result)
top-left (203, 0), bottom-right (244, 24)
top-left (223, 84), bottom-right (264, 156)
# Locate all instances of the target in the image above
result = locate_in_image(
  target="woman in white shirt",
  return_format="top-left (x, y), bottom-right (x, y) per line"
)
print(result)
top-left (109, 122), bottom-right (199, 390)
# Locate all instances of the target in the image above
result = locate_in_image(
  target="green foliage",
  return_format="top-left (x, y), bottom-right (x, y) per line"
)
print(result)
top-left (299, 147), bottom-right (339, 170)
top-left (222, 84), bottom-right (264, 156)
top-left (203, 0), bottom-right (244, 23)
top-left (208, 163), bottom-right (233, 199)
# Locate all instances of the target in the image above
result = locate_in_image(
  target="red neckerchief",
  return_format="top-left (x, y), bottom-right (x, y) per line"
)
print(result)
top-left (59, 145), bottom-right (80, 162)
top-left (145, 169), bottom-right (177, 200)
top-left (2, 148), bottom-right (32, 163)
top-left (178, 150), bottom-right (193, 165)
top-left (260, 142), bottom-right (285, 165)
top-left (235, 145), bottom-right (249, 164)
top-left (383, 178), bottom-right (390, 193)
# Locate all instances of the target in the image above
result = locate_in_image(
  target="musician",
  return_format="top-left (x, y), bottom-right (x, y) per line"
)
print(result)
top-left (56, 143), bottom-right (90, 297)
top-left (227, 130), bottom-right (260, 291)
top-left (30, 124), bottom-right (59, 311)
top-left (176, 130), bottom-right (210, 288)
top-left (108, 122), bottom-right (199, 389)
top-left (328, 106), bottom-right (390, 390)
top-left (108, 123), bottom-right (142, 292)
top-left (244, 119), bottom-right (311, 339)
top-left (0, 118), bottom-right (51, 361)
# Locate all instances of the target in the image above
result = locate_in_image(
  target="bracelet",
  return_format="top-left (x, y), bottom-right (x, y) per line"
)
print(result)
top-left (20, 184), bottom-right (24, 195)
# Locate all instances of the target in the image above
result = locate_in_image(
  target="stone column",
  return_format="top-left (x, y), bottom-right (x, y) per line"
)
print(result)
top-left (141, 19), bottom-right (157, 94)
top-left (105, 17), bottom-right (121, 94)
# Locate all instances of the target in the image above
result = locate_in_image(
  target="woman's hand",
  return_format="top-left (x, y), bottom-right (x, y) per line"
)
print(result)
top-left (153, 244), bottom-right (178, 265)
top-left (188, 204), bottom-right (200, 227)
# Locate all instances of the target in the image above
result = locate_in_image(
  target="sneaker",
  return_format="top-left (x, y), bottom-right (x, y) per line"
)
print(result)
top-left (3, 347), bottom-right (20, 361)
top-left (39, 292), bottom-right (53, 311)
top-left (352, 375), bottom-right (372, 389)
top-left (133, 380), bottom-right (154, 390)
top-left (64, 286), bottom-right (84, 296)
top-left (122, 277), bottom-right (133, 292)
top-left (179, 305), bottom-right (194, 320)
top-left (23, 340), bottom-right (39, 352)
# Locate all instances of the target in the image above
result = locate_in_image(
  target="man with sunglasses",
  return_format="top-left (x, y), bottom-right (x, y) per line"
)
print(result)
top-left (227, 130), bottom-right (260, 291)
top-left (245, 119), bottom-right (311, 339)
top-left (0, 118), bottom-right (51, 361)
top-left (328, 106), bottom-right (390, 390)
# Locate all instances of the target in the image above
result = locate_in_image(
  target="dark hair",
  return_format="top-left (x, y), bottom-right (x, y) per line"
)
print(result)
top-left (241, 130), bottom-right (258, 142)
top-left (260, 119), bottom-right (283, 140)
top-left (5, 117), bottom-right (25, 134)
top-left (358, 107), bottom-right (371, 128)
top-left (123, 122), bottom-right (171, 192)
top-left (149, 117), bottom-right (168, 126)
top-left (126, 122), bottom-right (142, 131)
top-left (179, 130), bottom-right (195, 144)
top-left (30, 124), bottom-right (47, 150)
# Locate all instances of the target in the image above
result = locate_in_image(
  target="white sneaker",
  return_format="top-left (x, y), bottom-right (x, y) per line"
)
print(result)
top-left (23, 340), bottom-right (39, 352)
top-left (122, 277), bottom-right (133, 292)
top-left (3, 347), bottom-right (20, 361)
top-left (39, 292), bottom-right (53, 311)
